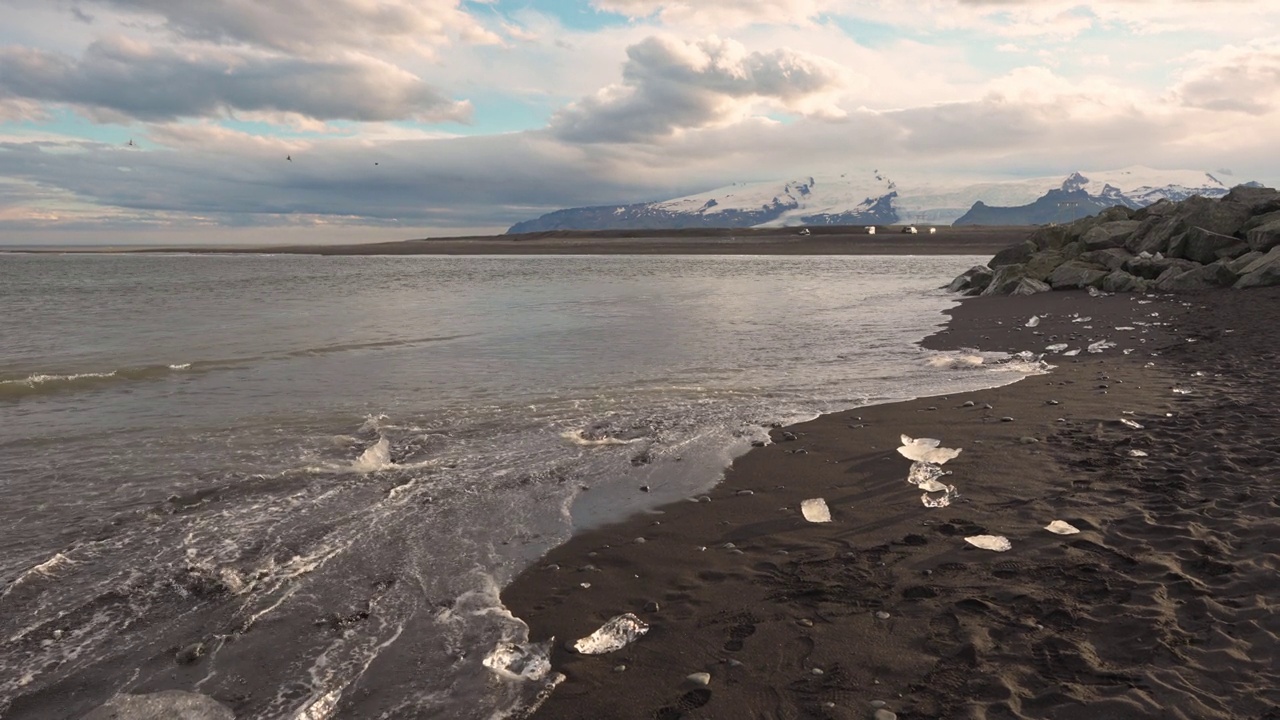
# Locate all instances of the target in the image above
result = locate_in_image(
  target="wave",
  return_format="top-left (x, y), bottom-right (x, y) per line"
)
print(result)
top-left (0, 363), bottom-right (216, 401)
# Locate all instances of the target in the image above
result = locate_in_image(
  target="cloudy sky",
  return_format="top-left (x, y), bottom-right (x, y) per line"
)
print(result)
top-left (1, 0), bottom-right (1278, 244)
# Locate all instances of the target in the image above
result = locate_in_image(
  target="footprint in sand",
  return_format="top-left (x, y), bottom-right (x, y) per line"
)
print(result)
top-left (653, 688), bottom-right (712, 719)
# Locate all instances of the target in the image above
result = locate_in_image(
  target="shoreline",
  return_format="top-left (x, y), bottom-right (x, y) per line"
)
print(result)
top-left (499, 288), bottom-right (1280, 719)
top-left (0, 226), bottom-right (1033, 256)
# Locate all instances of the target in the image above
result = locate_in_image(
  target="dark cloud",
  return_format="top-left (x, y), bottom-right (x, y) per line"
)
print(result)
top-left (0, 37), bottom-right (469, 122)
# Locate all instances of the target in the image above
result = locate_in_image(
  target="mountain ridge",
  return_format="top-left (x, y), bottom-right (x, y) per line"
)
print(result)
top-left (507, 167), bottom-right (1254, 233)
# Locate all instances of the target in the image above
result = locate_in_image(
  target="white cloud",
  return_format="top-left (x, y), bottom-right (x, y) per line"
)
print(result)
top-left (0, 36), bottom-right (470, 122)
top-left (591, 0), bottom-right (839, 27)
top-left (551, 35), bottom-right (852, 142)
top-left (1174, 42), bottom-right (1280, 115)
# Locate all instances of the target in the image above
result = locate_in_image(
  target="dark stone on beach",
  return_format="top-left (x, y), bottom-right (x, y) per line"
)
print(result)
top-left (947, 265), bottom-right (994, 293)
top-left (175, 641), bottom-right (205, 665)
top-left (1245, 212), bottom-right (1280, 253)
top-left (645, 601), bottom-right (660, 612)
top-left (1081, 220), bottom-right (1141, 251)
top-left (1156, 261), bottom-right (1240, 291)
top-left (990, 241), bottom-right (1037, 268)
top-left (84, 691), bottom-right (234, 720)
top-left (1009, 278), bottom-right (1052, 295)
top-left (1100, 270), bottom-right (1147, 293)
top-left (1078, 247), bottom-right (1133, 271)
top-left (639, 485), bottom-right (650, 492)
top-left (1001, 416), bottom-right (1014, 422)
top-left (1223, 184), bottom-right (1280, 214)
top-left (750, 440), bottom-right (766, 447)
top-left (1023, 251), bottom-right (1066, 281)
top-left (1229, 251), bottom-right (1265, 274)
top-left (961, 401), bottom-right (975, 407)
top-left (1047, 260), bottom-right (1109, 290)
top-left (1236, 247), bottom-right (1280, 288)
top-left (1046, 400), bottom-right (1059, 405)
top-left (779, 431), bottom-right (797, 442)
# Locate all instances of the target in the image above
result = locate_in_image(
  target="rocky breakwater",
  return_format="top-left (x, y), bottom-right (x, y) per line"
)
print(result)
top-left (948, 185), bottom-right (1280, 295)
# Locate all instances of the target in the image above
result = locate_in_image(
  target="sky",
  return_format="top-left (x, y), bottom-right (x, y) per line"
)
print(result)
top-left (1, 0), bottom-right (1278, 245)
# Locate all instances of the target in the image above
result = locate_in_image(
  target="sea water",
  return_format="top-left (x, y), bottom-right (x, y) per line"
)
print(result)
top-left (0, 253), bottom-right (1037, 719)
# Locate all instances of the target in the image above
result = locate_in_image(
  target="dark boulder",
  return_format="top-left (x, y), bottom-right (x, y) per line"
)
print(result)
top-left (982, 264), bottom-right (1029, 295)
top-left (1100, 270), bottom-right (1147, 293)
top-left (1126, 215), bottom-right (1185, 256)
top-left (1227, 251), bottom-right (1265, 274)
top-left (1024, 251), bottom-right (1067, 281)
top-left (989, 240), bottom-right (1038, 268)
top-left (1222, 185), bottom-right (1280, 215)
top-left (1046, 261), bottom-right (1109, 290)
top-left (1078, 248), bottom-right (1133, 271)
top-left (947, 265), bottom-right (994, 293)
top-left (1244, 212), bottom-right (1280, 253)
top-left (1081, 220), bottom-right (1141, 250)
top-left (1235, 247), bottom-right (1280, 289)
top-left (1155, 261), bottom-right (1239, 291)
top-left (1122, 256), bottom-right (1197, 281)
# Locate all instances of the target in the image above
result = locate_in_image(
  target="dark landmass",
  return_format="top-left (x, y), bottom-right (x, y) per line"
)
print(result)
top-left (7, 226), bottom-right (1036, 256)
top-left (501, 287), bottom-right (1280, 719)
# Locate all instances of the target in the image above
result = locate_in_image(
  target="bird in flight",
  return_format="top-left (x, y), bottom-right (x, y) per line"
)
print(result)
top-left (126, 139), bottom-right (135, 147)
top-left (286, 155), bottom-right (292, 162)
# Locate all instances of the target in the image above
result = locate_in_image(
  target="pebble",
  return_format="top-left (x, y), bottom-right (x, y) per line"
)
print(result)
top-left (961, 401), bottom-right (975, 407)
top-left (726, 658), bottom-right (744, 667)
top-left (871, 700), bottom-right (888, 708)
top-left (644, 601), bottom-right (660, 612)
top-left (874, 710), bottom-right (898, 720)
top-left (639, 485), bottom-right (651, 492)
top-left (1001, 416), bottom-right (1014, 422)
top-left (722, 542), bottom-right (736, 549)
top-left (796, 618), bottom-right (814, 627)
top-left (1046, 399), bottom-right (1059, 405)
top-left (633, 537), bottom-right (646, 544)
top-left (614, 664), bottom-right (627, 673)
top-left (736, 490), bottom-right (754, 496)
top-left (874, 611), bottom-right (891, 620)
top-left (1019, 437), bottom-right (1039, 444)
top-left (811, 668), bottom-right (824, 675)
top-left (982, 403), bottom-right (993, 409)
top-left (686, 672), bottom-right (711, 686)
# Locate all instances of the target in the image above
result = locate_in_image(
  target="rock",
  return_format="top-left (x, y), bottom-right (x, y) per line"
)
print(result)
top-left (1001, 416), bottom-right (1014, 422)
top-left (1126, 215), bottom-right (1185, 256)
top-left (175, 641), bottom-right (205, 665)
top-left (947, 265), bottom-right (994, 293)
top-left (1078, 248), bottom-right (1133, 271)
top-left (981, 263), bottom-right (1026, 295)
top-left (1227, 251), bottom-right (1265, 274)
top-left (796, 618), bottom-right (814, 627)
top-left (1123, 256), bottom-right (1197, 280)
top-left (644, 601), bottom-right (660, 612)
top-left (874, 611), bottom-right (891, 619)
top-left (1155, 261), bottom-right (1239, 291)
top-left (686, 672), bottom-right (711, 686)
top-left (1245, 213), bottom-right (1280, 253)
top-left (84, 691), bottom-right (235, 720)
top-left (1222, 184), bottom-right (1280, 214)
top-left (1022, 251), bottom-right (1066, 281)
top-left (614, 664), bottom-right (627, 672)
top-left (1046, 260), bottom-right (1109, 290)
top-left (1100, 270), bottom-right (1147, 293)
top-left (1235, 246), bottom-right (1280, 288)
top-left (1008, 278), bottom-right (1052, 296)
top-left (1080, 220), bottom-right (1141, 250)
top-left (1133, 198), bottom-right (1177, 220)
top-left (874, 710), bottom-right (899, 720)
top-left (1179, 226), bottom-right (1252, 264)
top-left (990, 240), bottom-right (1038, 268)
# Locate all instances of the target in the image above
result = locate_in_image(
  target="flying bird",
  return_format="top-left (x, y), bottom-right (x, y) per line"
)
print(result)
top-left (126, 139), bottom-right (135, 147)
top-left (286, 155), bottom-right (292, 161)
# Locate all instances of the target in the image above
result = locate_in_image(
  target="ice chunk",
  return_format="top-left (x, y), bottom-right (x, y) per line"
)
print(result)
top-left (907, 461), bottom-right (947, 487)
top-left (1128, 449), bottom-right (1149, 457)
top-left (483, 640), bottom-right (553, 681)
top-left (572, 614), bottom-right (649, 655)
top-left (965, 535), bottom-right (1012, 552)
top-left (1072, 316), bottom-right (1093, 323)
top-left (1120, 418), bottom-right (1144, 430)
top-left (921, 485), bottom-right (959, 508)
top-left (1026, 315), bottom-right (1040, 328)
top-left (1088, 287), bottom-right (1104, 297)
top-left (800, 498), bottom-right (832, 523)
top-left (898, 436), bottom-right (962, 464)
top-left (1087, 340), bottom-right (1116, 353)
top-left (1115, 326), bottom-right (1135, 331)
top-left (1044, 520), bottom-right (1080, 535)
top-left (1045, 343), bottom-right (1068, 353)
top-left (1172, 388), bottom-right (1192, 395)
top-left (1063, 349), bottom-right (1080, 356)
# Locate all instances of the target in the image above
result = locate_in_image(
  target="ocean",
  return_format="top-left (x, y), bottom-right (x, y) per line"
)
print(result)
top-left (0, 253), bottom-right (1039, 719)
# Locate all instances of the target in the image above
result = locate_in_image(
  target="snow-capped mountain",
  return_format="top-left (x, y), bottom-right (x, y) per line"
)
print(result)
top-left (506, 167), bottom-right (1249, 233)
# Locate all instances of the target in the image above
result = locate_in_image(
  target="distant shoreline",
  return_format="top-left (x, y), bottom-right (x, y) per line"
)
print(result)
top-left (2, 225), bottom-right (1033, 256)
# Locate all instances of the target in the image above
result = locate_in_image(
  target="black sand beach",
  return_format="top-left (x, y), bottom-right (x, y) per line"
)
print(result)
top-left (501, 287), bottom-right (1280, 719)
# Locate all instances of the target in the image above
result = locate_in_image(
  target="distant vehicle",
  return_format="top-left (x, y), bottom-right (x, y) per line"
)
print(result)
top-left (866, 226), bottom-right (876, 235)
top-left (798, 228), bottom-right (811, 236)
top-left (903, 226), bottom-right (919, 234)
top-left (928, 227), bottom-right (938, 234)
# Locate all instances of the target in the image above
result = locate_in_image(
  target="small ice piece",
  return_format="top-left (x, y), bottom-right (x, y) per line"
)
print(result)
top-left (1045, 343), bottom-right (1068, 353)
top-left (1087, 340), bottom-right (1116, 353)
top-left (1115, 326), bottom-right (1135, 331)
top-left (1026, 315), bottom-right (1040, 328)
top-left (906, 461), bottom-right (946, 486)
top-left (483, 640), bottom-right (553, 681)
top-left (1044, 521), bottom-right (1080, 535)
top-left (572, 614), bottom-right (649, 654)
top-left (1172, 388), bottom-right (1192, 395)
top-left (1063, 349), bottom-right (1080, 356)
top-left (965, 535), bottom-right (1012, 552)
top-left (1128, 449), bottom-right (1149, 457)
top-left (1014, 350), bottom-right (1038, 362)
top-left (1123, 349), bottom-right (1135, 355)
top-left (898, 436), bottom-right (962, 465)
top-left (800, 498), bottom-right (832, 523)
top-left (921, 485), bottom-right (959, 508)
top-left (1120, 418), bottom-right (1143, 430)
top-left (1088, 287), bottom-right (1104, 297)
top-left (1073, 316), bottom-right (1093, 323)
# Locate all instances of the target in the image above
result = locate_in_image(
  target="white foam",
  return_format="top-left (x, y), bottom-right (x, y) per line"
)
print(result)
top-left (169, 363), bottom-right (192, 370)
top-left (2, 552), bottom-right (77, 597)
top-left (927, 353), bottom-right (984, 369)
top-left (2, 371), bottom-right (117, 386)
top-left (559, 429), bottom-right (639, 446)
top-left (351, 438), bottom-right (391, 473)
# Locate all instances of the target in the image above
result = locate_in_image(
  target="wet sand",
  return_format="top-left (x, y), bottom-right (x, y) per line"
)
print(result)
top-left (501, 288), bottom-right (1280, 719)
top-left (15, 226), bottom-right (1034, 256)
